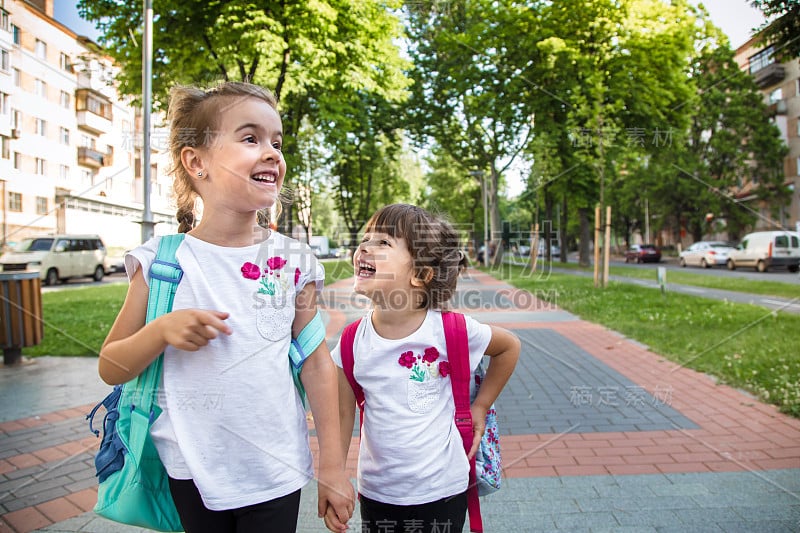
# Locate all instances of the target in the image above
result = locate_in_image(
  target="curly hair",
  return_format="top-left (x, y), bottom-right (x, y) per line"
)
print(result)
top-left (166, 81), bottom-right (281, 233)
top-left (363, 203), bottom-right (469, 309)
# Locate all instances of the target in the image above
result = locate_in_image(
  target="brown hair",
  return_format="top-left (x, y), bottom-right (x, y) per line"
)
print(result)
top-left (364, 203), bottom-right (468, 309)
top-left (166, 81), bottom-right (281, 233)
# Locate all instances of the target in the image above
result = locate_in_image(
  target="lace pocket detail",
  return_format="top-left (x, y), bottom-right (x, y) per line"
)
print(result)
top-left (256, 293), bottom-right (294, 341)
top-left (407, 379), bottom-right (439, 414)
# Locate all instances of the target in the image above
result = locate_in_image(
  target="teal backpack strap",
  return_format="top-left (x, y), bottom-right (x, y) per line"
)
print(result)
top-left (127, 234), bottom-right (185, 460)
top-left (288, 309), bottom-right (326, 406)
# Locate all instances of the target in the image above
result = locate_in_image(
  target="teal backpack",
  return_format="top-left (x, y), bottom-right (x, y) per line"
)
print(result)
top-left (87, 234), bottom-right (185, 531)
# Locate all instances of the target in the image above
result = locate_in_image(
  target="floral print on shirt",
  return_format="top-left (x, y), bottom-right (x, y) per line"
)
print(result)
top-left (241, 256), bottom-right (299, 341)
top-left (241, 256), bottom-right (301, 296)
top-left (398, 347), bottom-right (450, 382)
top-left (399, 346), bottom-right (448, 413)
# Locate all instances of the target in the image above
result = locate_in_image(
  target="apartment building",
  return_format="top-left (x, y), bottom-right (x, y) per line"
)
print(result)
top-left (0, 0), bottom-right (176, 255)
top-left (735, 33), bottom-right (800, 233)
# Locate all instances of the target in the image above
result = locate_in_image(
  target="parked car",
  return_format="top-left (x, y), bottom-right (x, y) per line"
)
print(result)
top-left (104, 251), bottom-right (127, 274)
top-left (537, 240), bottom-right (561, 258)
top-left (727, 230), bottom-right (800, 273)
top-left (0, 234), bottom-right (107, 285)
top-left (624, 243), bottom-right (661, 263)
top-left (679, 241), bottom-right (736, 268)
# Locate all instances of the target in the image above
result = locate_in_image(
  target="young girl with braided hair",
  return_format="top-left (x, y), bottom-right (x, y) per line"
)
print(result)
top-left (330, 203), bottom-right (519, 532)
top-left (99, 81), bottom-right (354, 533)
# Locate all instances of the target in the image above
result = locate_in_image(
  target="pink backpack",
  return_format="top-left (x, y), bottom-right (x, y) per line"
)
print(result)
top-left (340, 312), bottom-right (501, 533)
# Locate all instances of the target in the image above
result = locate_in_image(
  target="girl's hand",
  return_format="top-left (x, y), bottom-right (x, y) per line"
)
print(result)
top-left (323, 504), bottom-right (349, 532)
top-left (467, 403), bottom-right (488, 459)
top-left (158, 309), bottom-right (231, 351)
top-left (317, 468), bottom-right (354, 532)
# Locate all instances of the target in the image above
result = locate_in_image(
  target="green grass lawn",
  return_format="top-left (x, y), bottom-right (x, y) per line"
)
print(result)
top-left (510, 257), bottom-right (800, 299)
top-left (490, 263), bottom-right (800, 417)
top-left (321, 259), bottom-right (354, 286)
top-left (26, 283), bottom-right (128, 358)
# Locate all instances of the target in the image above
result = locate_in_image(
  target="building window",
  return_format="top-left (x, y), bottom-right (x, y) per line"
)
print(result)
top-left (0, 92), bottom-right (7, 115)
top-left (35, 158), bottom-right (45, 175)
top-left (11, 108), bottom-right (19, 129)
top-left (60, 127), bottom-right (69, 145)
top-left (12, 151), bottom-right (20, 169)
top-left (0, 9), bottom-right (8, 32)
top-left (35, 78), bottom-right (46, 98)
top-left (36, 196), bottom-right (47, 215)
top-left (36, 118), bottom-right (46, 136)
top-left (0, 135), bottom-right (7, 159)
top-left (59, 164), bottom-right (69, 181)
top-left (60, 90), bottom-right (70, 109)
top-left (7, 191), bottom-right (21, 212)
top-left (797, 157), bottom-right (800, 177)
top-left (0, 48), bottom-right (8, 71)
top-left (81, 169), bottom-right (92, 186)
top-left (12, 67), bottom-right (19, 86)
top-left (35, 39), bottom-right (46, 60)
top-left (11, 24), bottom-right (19, 45)
top-left (769, 88), bottom-right (782, 104)
top-left (59, 52), bottom-right (70, 71)
top-left (749, 46), bottom-right (775, 74)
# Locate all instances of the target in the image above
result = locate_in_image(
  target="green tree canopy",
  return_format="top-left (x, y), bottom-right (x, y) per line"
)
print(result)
top-left (751, 0), bottom-right (800, 60)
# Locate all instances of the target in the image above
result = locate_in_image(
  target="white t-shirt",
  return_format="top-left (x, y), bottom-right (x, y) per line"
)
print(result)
top-left (126, 232), bottom-right (324, 511)
top-left (331, 309), bottom-right (492, 505)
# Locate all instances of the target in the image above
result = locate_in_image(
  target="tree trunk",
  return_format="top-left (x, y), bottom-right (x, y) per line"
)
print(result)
top-left (560, 194), bottom-right (568, 263)
top-left (490, 169), bottom-right (504, 266)
top-left (579, 207), bottom-right (591, 267)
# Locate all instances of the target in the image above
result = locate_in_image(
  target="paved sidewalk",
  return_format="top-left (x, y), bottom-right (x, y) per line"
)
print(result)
top-left (1, 270), bottom-right (799, 532)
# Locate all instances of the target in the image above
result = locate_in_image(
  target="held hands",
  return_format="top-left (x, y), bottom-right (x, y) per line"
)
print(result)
top-left (467, 403), bottom-right (488, 460)
top-left (158, 309), bottom-right (232, 351)
top-left (318, 467), bottom-right (355, 532)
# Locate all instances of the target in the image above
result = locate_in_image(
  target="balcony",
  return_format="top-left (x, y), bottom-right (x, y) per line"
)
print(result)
top-left (753, 63), bottom-right (785, 89)
top-left (76, 110), bottom-right (112, 135)
top-left (77, 146), bottom-right (112, 168)
top-left (767, 100), bottom-right (788, 116)
top-left (75, 88), bottom-right (113, 135)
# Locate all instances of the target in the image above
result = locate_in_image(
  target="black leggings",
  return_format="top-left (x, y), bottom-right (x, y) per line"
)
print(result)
top-left (168, 477), bottom-right (301, 533)
top-left (359, 491), bottom-right (467, 533)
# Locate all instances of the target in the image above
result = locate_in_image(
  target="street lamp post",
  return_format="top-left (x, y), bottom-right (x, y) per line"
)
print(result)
top-left (140, 0), bottom-right (155, 243)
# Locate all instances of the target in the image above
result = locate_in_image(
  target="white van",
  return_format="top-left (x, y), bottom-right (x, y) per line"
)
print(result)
top-left (0, 234), bottom-right (107, 285)
top-left (727, 230), bottom-right (800, 273)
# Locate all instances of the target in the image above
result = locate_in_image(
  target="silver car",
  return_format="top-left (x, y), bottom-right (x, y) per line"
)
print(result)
top-left (679, 241), bottom-right (735, 268)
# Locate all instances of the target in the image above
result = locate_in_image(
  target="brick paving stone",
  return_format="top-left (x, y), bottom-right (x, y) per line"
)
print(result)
top-left (3, 507), bottom-right (51, 533)
top-left (34, 498), bottom-right (82, 523)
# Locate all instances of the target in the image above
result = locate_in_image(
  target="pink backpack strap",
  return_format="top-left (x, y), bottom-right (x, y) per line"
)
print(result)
top-left (442, 312), bottom-right (483, 533)
top-left (340, 318), bottom-right (365, 428)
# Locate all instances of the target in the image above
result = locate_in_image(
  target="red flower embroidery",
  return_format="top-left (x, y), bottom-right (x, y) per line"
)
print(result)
top-left (438, 361), bottom-right (450, 377)
top-left (241, 262), bottom-right (261, 280)
top-left (266, 256), bottom-right (287, 271)
top-left (294, 267), bottom-right (301, 286)
top-left (398, 351), bottom-right (416, 368)
top-left (422, 347), bottom-right (439, 363)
